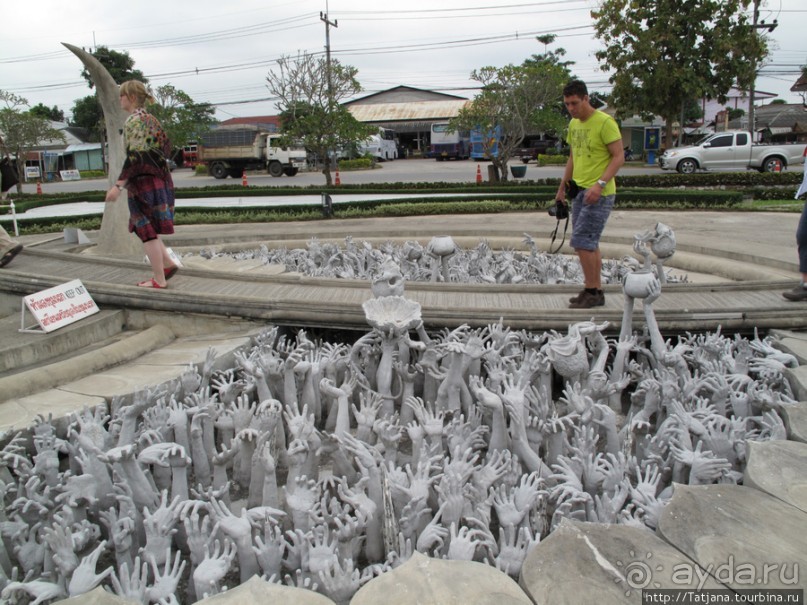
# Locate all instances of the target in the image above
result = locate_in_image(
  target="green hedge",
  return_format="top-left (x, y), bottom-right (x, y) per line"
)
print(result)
top-left (0, 184), bottom-right (749, 218)
top-left (536, 154), bottom-right (568, 166)
top-left (0, 191), bottom-right (768, 236)
top-left (748, 186), bottom-right (800, 201)
top-left (337, 157), bottom-right (375, 171)
top-left (1, 170), bottom-right (793, 219)
top-left (616, 171), bottom-right (802, 189)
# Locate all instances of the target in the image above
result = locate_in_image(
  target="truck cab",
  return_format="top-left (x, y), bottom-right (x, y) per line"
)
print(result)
top-left (694, 131), bottom-right (747, 171)
top-left (265, 134), bottom-right (308, 176)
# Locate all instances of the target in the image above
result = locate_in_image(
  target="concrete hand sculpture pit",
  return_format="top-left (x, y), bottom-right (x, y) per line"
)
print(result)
top-left (0, 253), bottom-right (796, 605)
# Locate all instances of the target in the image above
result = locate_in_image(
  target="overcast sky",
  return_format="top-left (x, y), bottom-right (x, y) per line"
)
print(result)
top-left (2, 0), bottom-right (805, 122)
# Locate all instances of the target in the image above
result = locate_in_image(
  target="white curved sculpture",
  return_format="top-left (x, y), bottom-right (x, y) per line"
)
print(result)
top-left (62, 43), bottom-right (142, 257)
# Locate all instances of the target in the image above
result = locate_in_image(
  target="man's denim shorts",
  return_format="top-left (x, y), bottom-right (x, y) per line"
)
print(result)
top-left (570, 191), bottom-right (615, 251)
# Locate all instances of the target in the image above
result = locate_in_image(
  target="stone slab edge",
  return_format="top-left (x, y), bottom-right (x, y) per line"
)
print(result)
top-left (0, 325), bottom-right (175, 404)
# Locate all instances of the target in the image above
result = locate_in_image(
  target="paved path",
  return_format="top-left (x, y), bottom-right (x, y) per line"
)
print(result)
top-left (0, 209), bottom-right (804, 332)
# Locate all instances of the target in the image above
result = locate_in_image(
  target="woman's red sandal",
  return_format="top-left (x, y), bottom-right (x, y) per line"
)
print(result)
top-left (137, 278), bottom-right (167, 289)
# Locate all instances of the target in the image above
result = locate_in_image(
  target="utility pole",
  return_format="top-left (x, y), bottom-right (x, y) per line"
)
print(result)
top-left (320, 4), bottom-right (338, 171)
top-left (748, 0), bottom-right (777, 141)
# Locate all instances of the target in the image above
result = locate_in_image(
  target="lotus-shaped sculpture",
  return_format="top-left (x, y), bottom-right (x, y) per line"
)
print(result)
top-left (428, 235), bottom-right (457, 257)
top-left (623, 270), bottom-right (660, 299)
top-left (362, 296), bottom-right (422, 335)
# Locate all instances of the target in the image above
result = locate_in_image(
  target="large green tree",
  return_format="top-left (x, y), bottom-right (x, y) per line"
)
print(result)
top-left (592, 0), bottom-right (766, 148)
top-left (29, 103), bottom-right (65, 122)
top-left (0, 91), bottom-right (65, 193)
top-left (80, 46), bottom-right (147, 89)
top-left (150, 84), bottom-right (216, 157)
top-left (267, 52), bottom-right (374, 185)
top-left (69, 95), bottom-right (103, 138)
top-left (451, 42), bottom-right (571, 181)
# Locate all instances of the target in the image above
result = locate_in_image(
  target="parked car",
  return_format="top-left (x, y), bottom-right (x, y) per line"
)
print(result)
top-left (659, 130), bottom-right (806, 174)
top-left (518, 138), bottom-right (556, 163)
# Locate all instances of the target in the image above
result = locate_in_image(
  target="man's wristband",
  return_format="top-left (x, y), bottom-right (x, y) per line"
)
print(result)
top-left (596, 179), bottom-right (607, 188)
top-left (115, 183), bottom-right (124, 191)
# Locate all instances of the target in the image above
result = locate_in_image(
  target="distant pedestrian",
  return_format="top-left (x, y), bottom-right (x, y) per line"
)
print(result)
top-left (783, 154), bottom-right (807, 302)
top-left (105, 80), bottom-right (178, 288)
top-left (555, 80), bottom-right (625, 309)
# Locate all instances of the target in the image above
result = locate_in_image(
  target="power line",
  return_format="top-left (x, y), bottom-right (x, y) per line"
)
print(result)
top-left (332, 1), bottom-right (588, 15)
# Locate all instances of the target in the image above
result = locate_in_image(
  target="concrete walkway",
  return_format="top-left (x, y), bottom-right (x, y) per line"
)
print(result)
top-left (0, 208), bottom-right (804, 428)
top-left (0, 210), bottom-right (804, 333)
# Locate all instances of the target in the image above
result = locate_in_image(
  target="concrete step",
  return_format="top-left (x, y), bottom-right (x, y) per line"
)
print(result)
top-left (0, 303), bottom-right (264, 435)
top-left (0, 324), bottom-right (177, 404)
top-left (0, 309), bottom-right (126, 374)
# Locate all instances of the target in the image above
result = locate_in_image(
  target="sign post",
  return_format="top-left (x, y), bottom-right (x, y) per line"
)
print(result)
top-left (644, 126), bottom-right (661, 165)
top-left (20, 279), bottom-right (99, 333)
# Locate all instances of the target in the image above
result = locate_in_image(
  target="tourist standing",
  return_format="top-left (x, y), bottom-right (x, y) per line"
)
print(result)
top-left (105, 80), bottom-right (178, 288)
top-left (555, 80), bottom-right (625, 309)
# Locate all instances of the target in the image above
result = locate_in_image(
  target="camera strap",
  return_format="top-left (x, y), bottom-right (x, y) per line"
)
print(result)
top-left (548, 216), bottom-right (569, 254)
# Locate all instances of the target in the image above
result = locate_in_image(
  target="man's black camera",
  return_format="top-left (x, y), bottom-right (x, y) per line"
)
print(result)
top-left (548, 200), bottom-right (569, 220)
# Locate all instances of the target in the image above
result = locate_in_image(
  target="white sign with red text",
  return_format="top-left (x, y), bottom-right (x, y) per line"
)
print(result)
top-left (21, 279), bottom-right (99, 333)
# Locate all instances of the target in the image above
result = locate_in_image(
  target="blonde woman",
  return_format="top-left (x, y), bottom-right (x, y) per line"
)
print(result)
top-left (105, 80), bottom-right (178, 288)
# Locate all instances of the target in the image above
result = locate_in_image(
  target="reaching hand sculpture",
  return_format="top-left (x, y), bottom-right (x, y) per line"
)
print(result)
top-left (0, 293), bottom-right (796, 605)
top-left (620, 227), bottom-right (674, 358)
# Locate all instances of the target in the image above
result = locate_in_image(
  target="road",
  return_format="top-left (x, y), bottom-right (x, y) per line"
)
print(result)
top-left (18, 158), bottom-right (678, 196)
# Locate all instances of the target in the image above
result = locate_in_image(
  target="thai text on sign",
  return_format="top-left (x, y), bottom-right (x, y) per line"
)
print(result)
top-left (23, 279), bottom-right (99, 332)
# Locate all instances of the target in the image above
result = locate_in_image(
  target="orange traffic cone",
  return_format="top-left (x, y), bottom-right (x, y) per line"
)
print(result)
top-left (242, 170), bottom-right (248, 186)
top-left (36, 181), bottom-right (42, 195)
top-left (774, 160), bottom-right (782, 173)
top-left (476, 164), bottom-right (482, 185)
top-left (335, 168), bottom-right (341, 186)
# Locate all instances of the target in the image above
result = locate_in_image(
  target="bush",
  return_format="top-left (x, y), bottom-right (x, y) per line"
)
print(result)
top-left (337, 157), bottom-right (375, 171)
top-left (536, 154), bottom-right (567, 166)
top-left (195, 165), bottom-right (208, 176)
top-left (617, 171), bottom-right (802, 189)
top-left (79, 170), bottom-right (105, 179)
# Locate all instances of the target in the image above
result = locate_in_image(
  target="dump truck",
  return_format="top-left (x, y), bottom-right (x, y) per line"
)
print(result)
top-left (198, 127), bottom-right (307, 179)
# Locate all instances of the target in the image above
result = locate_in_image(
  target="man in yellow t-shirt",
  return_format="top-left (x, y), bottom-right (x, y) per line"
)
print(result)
top-left (555, 80), bottom-right (625, 309)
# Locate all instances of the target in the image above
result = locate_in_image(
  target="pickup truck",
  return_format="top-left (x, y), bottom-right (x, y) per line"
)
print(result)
top-left (517, 138), bottom-right (555, 163)
top-left (659, 130), bottom-right (805, 174)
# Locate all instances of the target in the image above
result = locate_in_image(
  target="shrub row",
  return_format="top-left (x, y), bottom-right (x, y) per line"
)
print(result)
top-left (337, 157), bottom-right (375, 171)
top-left (4, 188), bottom-right (762, 236)
top-left (535, 154), bottom-right (568, 166)
top-left (1, 170), bottom-right (794, 216)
